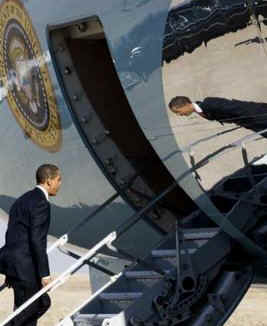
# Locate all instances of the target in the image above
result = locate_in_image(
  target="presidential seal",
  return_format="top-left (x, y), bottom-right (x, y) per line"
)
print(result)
top-left (0, 0), bottom-right (62, 152)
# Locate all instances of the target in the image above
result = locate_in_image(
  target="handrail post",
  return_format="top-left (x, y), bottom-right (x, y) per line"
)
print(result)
top-left (47, 234), bottom-right (68, 254)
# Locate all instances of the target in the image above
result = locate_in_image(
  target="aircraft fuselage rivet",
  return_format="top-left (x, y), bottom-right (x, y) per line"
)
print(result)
top-left (104, 130), bottom-right (110, 136)
top-left (58, 45), bottom-right (65, 52)
top-left (81, 116), bottom-right (88, 124)
top-left (64, 67), bottom-right (71, 75)
top-left (77, 23), bottom-right (87, 32)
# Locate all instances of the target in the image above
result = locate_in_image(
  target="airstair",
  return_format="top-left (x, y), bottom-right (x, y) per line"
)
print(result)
top-left (60, 227), bottom-right (223, 326)
top-left (54, 221), bottom-right (254, 326)
top-left (2, 130), bottom-right (267, 326)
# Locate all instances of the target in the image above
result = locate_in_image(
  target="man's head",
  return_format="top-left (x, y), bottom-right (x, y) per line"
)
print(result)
top-left (168, 96), bottom-right (194, 116)
top-left (36, 164), bottom-right (62, 196)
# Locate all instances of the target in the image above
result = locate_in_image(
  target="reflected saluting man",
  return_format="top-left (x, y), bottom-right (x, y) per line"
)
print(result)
top-left (0, 164), bottom-right (62, 326)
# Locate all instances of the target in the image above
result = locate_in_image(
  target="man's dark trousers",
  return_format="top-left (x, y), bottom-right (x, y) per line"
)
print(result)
top-left (7, 278), bottom-right (51, 326)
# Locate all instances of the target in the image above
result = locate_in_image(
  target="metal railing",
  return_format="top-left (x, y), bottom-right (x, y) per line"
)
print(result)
top-left (58, 246), bottom-right (116, 277)
top-left (187, 127), bottom-right (267, 174)
top-left (0, 232), bottom-right (117, 326)
top-left (55, 271), bottom-right (122, 326)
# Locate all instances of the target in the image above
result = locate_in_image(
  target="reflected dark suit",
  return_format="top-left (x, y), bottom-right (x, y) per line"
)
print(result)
top-left (0, 188), bottom-right (51, 326)
top-left (197, 97), bottom-right (267, 134)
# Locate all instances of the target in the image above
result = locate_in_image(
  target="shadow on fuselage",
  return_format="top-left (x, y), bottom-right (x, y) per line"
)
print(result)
top-left (1, 162), bottom-right (267, 281)
top-left (0, 194), bottom-right (161, 258)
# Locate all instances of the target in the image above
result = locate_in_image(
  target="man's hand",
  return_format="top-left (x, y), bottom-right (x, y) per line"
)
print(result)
top-left (41, 276), bottom-right (52, 288)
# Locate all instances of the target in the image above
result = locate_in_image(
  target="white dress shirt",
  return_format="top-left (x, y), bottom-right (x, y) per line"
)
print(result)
top-left (192, 102), bottom-right (203, 113)
top-left (35, 185), bottom-right (49, 201)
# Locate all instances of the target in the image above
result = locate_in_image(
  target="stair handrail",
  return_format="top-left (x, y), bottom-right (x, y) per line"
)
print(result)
top-left (47, 233), bottom-right (69, 254)
top-left (165, 126), bottom-right (267, 174)
top-left (58, 246), bottom-right (116, 276)
top-left (55, 271), bottom-right (122, 326)
top-left (231, 127), bottom-right (267, 148)
top-left (0, 231), bottom-right (117, 326)
top-left (178, 126), bottom-right (241, 154)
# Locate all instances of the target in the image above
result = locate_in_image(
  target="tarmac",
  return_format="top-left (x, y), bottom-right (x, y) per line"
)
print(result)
top-left (0, 274), bottom-right (267, 325)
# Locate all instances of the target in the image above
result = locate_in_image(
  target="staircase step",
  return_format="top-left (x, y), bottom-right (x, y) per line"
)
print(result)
top-left (74, 313), bottom-right (116, 321)
top-left (95, 292), bottom-right (144, 313)
top-left (99, 292), bottom-right (143, 301)
top-left (124, 270), bottom-right (166, 279)
top-left (183, 228), bottom-right (218, 240)
top-left (151, 229), bottom-right (218, 258)
top-left (151, 248), bottom-right (195, 257)
top-left (76, 313), bottom-right (116, 319)
top-left (73, 313), bottom-right (116, 326)
top-left (100, 274), bottom-right (157, 293)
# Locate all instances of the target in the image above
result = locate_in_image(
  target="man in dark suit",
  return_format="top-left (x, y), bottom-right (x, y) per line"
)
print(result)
top-left (168, 96), bottom-right (267, 135)
top-left (0, 164), bottom-right (62, 326)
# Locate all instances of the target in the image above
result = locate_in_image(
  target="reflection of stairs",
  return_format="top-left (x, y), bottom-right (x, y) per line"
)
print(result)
top-left (71, 228), bottom-right (218, 326)
top-left (210, 164), bottom-right (267, 214)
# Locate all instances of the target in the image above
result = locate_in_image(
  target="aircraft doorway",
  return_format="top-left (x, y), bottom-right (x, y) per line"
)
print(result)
top-left (49, 18), bottom-right (196, 232)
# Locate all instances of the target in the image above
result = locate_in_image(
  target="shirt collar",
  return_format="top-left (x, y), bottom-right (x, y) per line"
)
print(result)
top-left (192, 102), bottom-right (203, 113)
top-left (36, 185), bottom-right (49, 201)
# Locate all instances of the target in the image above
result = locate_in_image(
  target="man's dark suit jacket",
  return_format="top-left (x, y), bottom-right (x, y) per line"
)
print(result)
top-left (197, 97), bottom-right (267, 134)
top-left (0, 188), bottom-right (50, 285)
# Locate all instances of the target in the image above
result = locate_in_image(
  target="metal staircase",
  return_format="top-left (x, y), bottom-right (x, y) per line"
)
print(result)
top-left (58, 225), bottom-right (254, 326)
top-left (2, 129), bottom-right (267, 326)
top-left (56, 128), bottom-right (267, 326)
top-left (59, 227), bottom-right (216, 326)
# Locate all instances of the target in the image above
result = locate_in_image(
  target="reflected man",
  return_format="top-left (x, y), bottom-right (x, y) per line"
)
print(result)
top-left (169, 96), bottom-right (267, 135)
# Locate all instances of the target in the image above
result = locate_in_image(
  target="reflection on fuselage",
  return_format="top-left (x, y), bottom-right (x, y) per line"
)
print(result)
top-left (170, 97), bottom-right (267, 135)
top-left (0, 50), bottom-right (51, 102)
top-left (163, 0), bottom-right (267, 63)
top-left (163, 0), bottom-right (267, 191)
